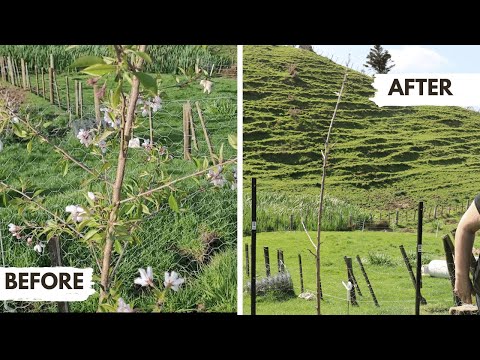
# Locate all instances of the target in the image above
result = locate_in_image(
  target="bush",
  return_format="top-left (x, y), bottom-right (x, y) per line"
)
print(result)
top-left (367, 252), bottom-right (396, 267)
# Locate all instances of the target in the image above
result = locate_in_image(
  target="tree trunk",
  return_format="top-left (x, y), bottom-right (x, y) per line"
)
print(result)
top-left (99, 45), bottom-right (147, 306)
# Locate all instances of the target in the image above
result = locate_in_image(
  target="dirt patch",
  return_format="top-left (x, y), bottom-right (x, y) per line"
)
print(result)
top-left (0, 85), bottom-right (26, 112)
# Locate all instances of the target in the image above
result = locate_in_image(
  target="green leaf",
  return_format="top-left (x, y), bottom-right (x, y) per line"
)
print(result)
top-left (71, 56), bottom-right (105, 69)
top-left (134, 51), bottom-right (152, 64)
top-left (114, 240), bottom-right (123, 255)
top-left (63, 162), bottom-right (69, 177)
top-left (81, 64), bottom-right (116, 76)
top-left (228, 133), bottom-right (237, 149)
top-left (134, 72), bottom-right (157, 95)
top-left (26, 140), bottom-right (32, 154)
top-left (218, 143), bottom-right (224, 163)
top-left (84, 229), bottom-right (100, 242)
top-left (168, 193), bottom-right (179, 213)
top-left (141, 204), bottom-right (151, 215)
top-left (203, 157), bottom-right (209, 170)
top-left (112, 81), bottom-right (123, 108)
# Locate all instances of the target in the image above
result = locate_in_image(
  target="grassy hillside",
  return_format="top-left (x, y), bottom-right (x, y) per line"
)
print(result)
top-left (243, 45), bottom-right (480, 210)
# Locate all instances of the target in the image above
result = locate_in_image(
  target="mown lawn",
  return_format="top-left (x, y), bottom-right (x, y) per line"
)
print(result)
top-left (243, 230), bottom-right (474, 315)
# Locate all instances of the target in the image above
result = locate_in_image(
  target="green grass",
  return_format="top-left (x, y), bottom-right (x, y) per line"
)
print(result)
top-left (0, 68), bottom-right (237, 312)
top-left (243, 45), bottom-right (480, 210)
top-left (243, 230), bottom-right (469, 315)
top-left (0, 45), bottom-right (236, 74)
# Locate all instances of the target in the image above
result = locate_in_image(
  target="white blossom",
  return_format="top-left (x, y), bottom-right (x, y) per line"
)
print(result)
top-left (8, 223), bottom-right (21, 237)
top-left (151, 96), bottom-right (162, 112)
top-left (77, 129), bottom-right (93, 147)
top-left (117, 298), bottom-right (134, 313)
top-left (88, 192), bottom-right (96, 201)
top-left (0, 139), bottom-right (3, 153)
top-left (11, 116), bottom-right (19, 124)
top-left (128, 138), bottom-right (141, 149)
top-left (97, 140), bottom-right (107, 154)
top-left (164, 271), bottom-right (185, 291)
top-left (134, 267), bottom-right (154, 287)
top-left (65, 205), bottom-right (87, 223)
top-left (33, 243), bottom-right (45, 254)
top-left (207, 165), bottom-right (227, 187)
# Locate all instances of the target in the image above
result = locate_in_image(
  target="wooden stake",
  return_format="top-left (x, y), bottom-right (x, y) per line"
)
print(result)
top-left (0, 57), bottom-right (5, 82)
top-left (79, 81), bottom-right (83, 118)
top-left (344, 255), bottom-right (363, 297)
top-left (25, 62), bottom-right (31, 90)
top-left (41, 68), bottom-right (46, 98)
top-left (7, 57), bottom-right (14, 84)
top-left (195, 101), bottom-right (216, 164)
top-left (35, 65), bottom-right (39, 95)
top-left (399, 245), bottom-right (427, 305)
top-left (48, 68), bottom-right (54, 104)
top-left (20, 58), bottom-right (26, 89)
top-left (442, 235), bottom-right (462, 306)
top-left (344, 257), bottom-right (358, 306)
top-left (263, 247), bottom-right (271, 277)
top-left (53, 70), bottom-right (61, 108)
top-left (356, 255), bottom-right (380, 307)
top-left (65, 76), bottom-right (71, 112)
top-left (93, 84), bottom-right (101, 122)
top-left (47, 237), bottom-right (69, 313)
top-left (50, 54), bottom-right (54, 70)
top-left (149, 107), bottom-right (154, 145)
top-left (188, 102), bottom-right (198, 151)
top-left (183, 103), bottom-right (191, 160)
top-left (75, 80), bottom-right (79, 116)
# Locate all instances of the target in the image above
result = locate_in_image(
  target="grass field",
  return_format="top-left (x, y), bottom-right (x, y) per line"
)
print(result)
top-left (0, 66), bottom-right (237, 312)
top-left (243, 45), bottom-right (480, 210)
top-left (243, 230), bottom-right (472, 315)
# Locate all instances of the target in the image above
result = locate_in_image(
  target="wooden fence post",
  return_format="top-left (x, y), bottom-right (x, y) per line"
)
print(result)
top-left (298, 254), bottom-right (304, 293)
top-left (344, 257), bottom-right (358, 306)
top-left (65, 76), bottom-right (71, 112)
top-left (399, 245), bottom-right (427, 305)
top-left (93, 84), bottom-right (101, 122)
top-left (53, 70), bottom-right (61, 108)
top-left (41, 68), bottom-right (46, 98)
top-left (195, 101), bottom-right (216, 164)
top-left (279, 250), bottom-right (285, 273)
top-left (344, 255), bottom-right (362, 296)
top-left (395, 210), bottom-right (399, 226)
top-left (20, 58), bottom-right (26, 89)
top-left (79, 81), bottom-right (83, 118)
top-left (277, 249), bottom-right (281, 273)
top-left (356, 255), bottom-right (379, 307)
top-left (290, 214), bottom-right (294, 230)
top-left (75, 80), bottom-right (79, 116)
top-left (34, 65), bottom-right (39, 95)
top-left (433, 205), bottom-right (437, 219)
top-left (442, 235), bottom-right (462, 306)
top-left (47, 237), bottom-right (69, 313)
top-left (188, 102), bottom-right (198, 151)
top-left (183, 102), bottom-right (191, 160)
top-left (0, 56), bottom-right (5, 82)
top-left (48, 67), bottom-right (54, 104)
top-left (26, 62), bottom-right (31, 90)
top-left (263, 247), bottom-right (271, 277)
top-left (7, 57), bottom-right (14, 84)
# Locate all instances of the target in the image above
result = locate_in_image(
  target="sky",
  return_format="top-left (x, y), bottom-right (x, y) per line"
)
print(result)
top-left (311, 45), bottom-right (480, 74)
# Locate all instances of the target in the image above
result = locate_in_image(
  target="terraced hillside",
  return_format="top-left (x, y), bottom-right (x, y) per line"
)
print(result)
top-left (243, 45), bottom-right (480, 209)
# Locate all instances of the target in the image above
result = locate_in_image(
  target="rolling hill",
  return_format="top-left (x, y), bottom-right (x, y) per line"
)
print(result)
top-left (243, 45), bottom-right (480, 210)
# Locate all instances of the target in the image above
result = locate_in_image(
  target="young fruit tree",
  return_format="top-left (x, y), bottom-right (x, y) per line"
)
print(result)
top-left (0, 45), bottom-right (237, 312)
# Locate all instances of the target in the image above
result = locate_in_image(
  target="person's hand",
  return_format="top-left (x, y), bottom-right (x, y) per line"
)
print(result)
top-left (454, 276), bottom-right (473, 304)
